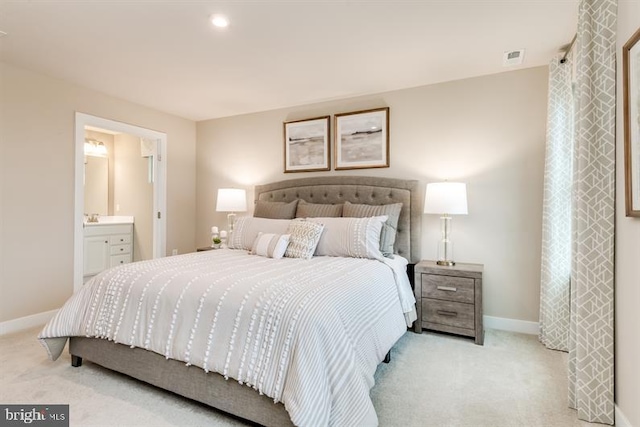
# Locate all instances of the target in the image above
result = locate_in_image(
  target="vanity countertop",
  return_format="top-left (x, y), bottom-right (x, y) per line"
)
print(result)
top-left (84, 215), bottom-right (134, 226)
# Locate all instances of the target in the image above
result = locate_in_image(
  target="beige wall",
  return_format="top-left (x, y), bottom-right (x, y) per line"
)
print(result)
top-left (615, 2), bottom-right (640, 426)
top-left (197, 66), bottom-right (548, 322)
top-left (113, 133), bottom-right (154, 262)
top-left (0, 62), bottom-right (196, 322)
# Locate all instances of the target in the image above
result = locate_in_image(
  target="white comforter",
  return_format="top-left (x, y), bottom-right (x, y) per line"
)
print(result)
top-left (39, 249), bottom-right (416, 426)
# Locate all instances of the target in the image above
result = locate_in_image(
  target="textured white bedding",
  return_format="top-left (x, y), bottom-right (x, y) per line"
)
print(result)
top-left (39, 249), bottom-right (415, 426)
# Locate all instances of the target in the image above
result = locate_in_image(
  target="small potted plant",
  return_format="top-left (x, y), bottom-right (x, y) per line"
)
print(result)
top-left (212, 237), bottom-right (222, 249)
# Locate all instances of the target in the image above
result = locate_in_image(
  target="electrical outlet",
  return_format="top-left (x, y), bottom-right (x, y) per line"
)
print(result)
top-left (171, 249), bottom-right (178, 256)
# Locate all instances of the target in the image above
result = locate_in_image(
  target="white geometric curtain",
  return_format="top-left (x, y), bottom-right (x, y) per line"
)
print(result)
top-left (539, 51), bottom-right (574, 352)
top-left (569, 0), bottom-right (616, 424)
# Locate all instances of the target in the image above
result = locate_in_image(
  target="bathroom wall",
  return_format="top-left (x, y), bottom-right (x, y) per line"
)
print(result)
top-left (113, 133), bottom-right (154, 262)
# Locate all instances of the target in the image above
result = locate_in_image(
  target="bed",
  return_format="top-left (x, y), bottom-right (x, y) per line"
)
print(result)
top-left (39, 176), bottom-right (421, 426)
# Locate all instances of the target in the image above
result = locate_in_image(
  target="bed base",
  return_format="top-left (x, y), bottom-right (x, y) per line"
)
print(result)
top-left (70, 338), bottom-right (391, 426)
top-left (70, 337), bottom-right (391, 426)
top-left (69, 337), bottom-right (294, 426)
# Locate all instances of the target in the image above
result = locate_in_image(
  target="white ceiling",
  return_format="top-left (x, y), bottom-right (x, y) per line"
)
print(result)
top-left (0, 1), bottom-right (578, 121)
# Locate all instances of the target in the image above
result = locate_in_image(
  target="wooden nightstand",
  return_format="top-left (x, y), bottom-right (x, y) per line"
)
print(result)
top-left (413, 261), bottom-right (484, 345)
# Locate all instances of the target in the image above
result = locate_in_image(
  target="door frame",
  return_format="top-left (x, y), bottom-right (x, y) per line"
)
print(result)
top-left (74, 112), bottom-right (167, 292)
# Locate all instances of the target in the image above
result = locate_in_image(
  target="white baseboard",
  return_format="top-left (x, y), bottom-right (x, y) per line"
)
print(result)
top-left (483, 315), bottom-right (539, 335)
top-left (0, 309), bottom-right (58, 336)
top-left (616, 404), bottom-right (634, 427)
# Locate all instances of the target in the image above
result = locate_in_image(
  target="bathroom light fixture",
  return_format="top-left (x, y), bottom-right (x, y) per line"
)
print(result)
top-left (424, 182), bottom-right (468, 266)
top-left (84, 138), bottom-right (108, 157)
top-left (211, 14), bottom-right (229, 28)
top-left (216, 188), bottom-right (247, 233)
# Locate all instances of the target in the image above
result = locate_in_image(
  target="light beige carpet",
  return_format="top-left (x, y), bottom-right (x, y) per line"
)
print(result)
top-left (0, 327), bottom-right (604, 427)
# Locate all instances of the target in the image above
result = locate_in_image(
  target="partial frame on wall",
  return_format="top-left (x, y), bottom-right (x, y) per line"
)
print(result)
top-left (283, 116), bottom-right (331, 173)
top-left (623, 27), bottom-right (640, 217)
top-left (334, 107), bottom-right (389, 170)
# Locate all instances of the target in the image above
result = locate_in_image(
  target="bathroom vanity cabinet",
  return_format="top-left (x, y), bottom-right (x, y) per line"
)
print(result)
top-left (84, 222), bottom-right (133, 280)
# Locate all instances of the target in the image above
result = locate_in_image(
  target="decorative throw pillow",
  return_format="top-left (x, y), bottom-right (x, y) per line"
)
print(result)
top-left (308, 216), bottom-right (387, 260)
top-left (253, 200), bottom-right (299, 219)
top-left (228, 217), bottom-right (292, 250)
top-left (251, 232), bottom-right (291, 259)
top-left (295, 200), bottom-right (343, 218)
top-left (284, 219), bottom-right (324, 260)
top-left (342, 201), bottom-right (403, 257)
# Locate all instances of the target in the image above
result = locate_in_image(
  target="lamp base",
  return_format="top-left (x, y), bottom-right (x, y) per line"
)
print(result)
top-left (436, 260), bottom-right (456, 266)
top-left (227, 212), bottom-right (237, 233)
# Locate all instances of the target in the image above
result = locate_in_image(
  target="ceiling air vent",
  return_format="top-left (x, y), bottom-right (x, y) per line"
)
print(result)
top-left (503, 49), bottom-right (525, 66)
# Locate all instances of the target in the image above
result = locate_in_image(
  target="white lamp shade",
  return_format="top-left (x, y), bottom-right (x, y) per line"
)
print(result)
top-left (424, 182), bottom-right (468, 215)
top-left (216, 188), bottom-right (247, 212)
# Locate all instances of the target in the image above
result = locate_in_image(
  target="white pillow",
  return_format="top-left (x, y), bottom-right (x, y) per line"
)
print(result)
top-left (228, 217), bottom-right (292, 250)
top-left (284, 219), bottom-right (324, 260)
top-left (308, 216), bottom-right (388, 260)
top-left (251, 232), bottom-right (290, 259)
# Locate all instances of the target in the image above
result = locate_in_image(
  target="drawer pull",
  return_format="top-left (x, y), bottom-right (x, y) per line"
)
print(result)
top-left (437, 310), bottom-right (458, 317)
top-left (437, 286), bottom-right (457, 292)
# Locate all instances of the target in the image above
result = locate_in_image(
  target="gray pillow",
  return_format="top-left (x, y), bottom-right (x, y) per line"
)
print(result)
top-left (307, 216), bottom-right (386, 260)
top-left (253, 200), bottom-right (299, 219)
top-left (342, 201), bottom-right (403, 257)
top-left (295, 200), bottom-right (343, 218)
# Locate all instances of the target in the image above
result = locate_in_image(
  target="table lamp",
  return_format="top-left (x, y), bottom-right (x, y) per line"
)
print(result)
top-left (424, 182), bottom-right (468, 266)
top-left (216, 188), bottom-right (247, 233)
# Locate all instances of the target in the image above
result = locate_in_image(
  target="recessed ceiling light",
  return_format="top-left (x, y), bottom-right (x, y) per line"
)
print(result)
top-left (211, 14), bottom-right (229, 28)
top-left (0, 31), bottom-right (7, 38)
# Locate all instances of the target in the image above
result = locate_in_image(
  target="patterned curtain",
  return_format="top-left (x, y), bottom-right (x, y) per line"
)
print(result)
top-left (569, 0), bottom-right (616, 424)
top-left (539, 52), bottom-right (573, 352)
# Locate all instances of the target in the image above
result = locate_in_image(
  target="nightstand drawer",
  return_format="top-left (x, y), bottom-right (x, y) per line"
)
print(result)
top-left (423, 299), bottom-right (474, 330)
top-left (422, 274), bottom-right (474, 303)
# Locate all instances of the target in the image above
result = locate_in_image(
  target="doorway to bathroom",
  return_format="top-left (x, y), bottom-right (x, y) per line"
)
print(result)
top-left (74, 113), bottom-right (167, 292)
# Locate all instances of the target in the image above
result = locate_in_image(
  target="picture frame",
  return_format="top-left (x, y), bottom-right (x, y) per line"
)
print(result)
top-left (334, 107), bottom-right (389, 170)
top-left (283, 116), bottom-right (331, 173)
top-left (624, 27), bottom-right (640, 217)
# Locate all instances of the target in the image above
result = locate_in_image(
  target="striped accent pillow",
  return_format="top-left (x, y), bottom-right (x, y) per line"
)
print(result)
top-left (342, 201), bottom-right (403, 257)
top-left (295, 200), bottom-right (343, 218)
top-left (308, 216), bottom-right (387, 260)
top-left (251, 232), bottom-right (291, 259)
top-left (284, 219), bottom-right (325, 260)
top-left (228, 217), bottom-right (292, 250)
top-left (253, 200), bottom-right (299, 219)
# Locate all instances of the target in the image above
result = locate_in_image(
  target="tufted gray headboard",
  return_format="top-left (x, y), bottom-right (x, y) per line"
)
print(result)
top-left (254, 176), bottom-right (422, 263)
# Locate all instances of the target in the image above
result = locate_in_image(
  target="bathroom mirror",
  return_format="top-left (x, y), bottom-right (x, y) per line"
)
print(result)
top-left (84, 156), bottom-right (109, 215)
